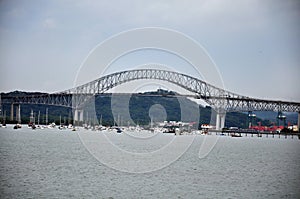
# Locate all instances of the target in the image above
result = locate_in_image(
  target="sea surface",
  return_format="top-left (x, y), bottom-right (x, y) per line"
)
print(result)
top-left (0, 125), bottom-right (300, 199)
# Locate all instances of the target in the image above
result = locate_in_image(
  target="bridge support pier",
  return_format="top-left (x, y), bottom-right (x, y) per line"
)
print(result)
top-left (74, 109), bottom-right (78, 121)
top-left (80, 110), bottom-right (84, 122)
top-left (10, 103), bottom-right (21, 123)
top-left (216, 112), bottom-right (226, 130)
top-left (15, 104), bottom-right (21, 123)
top-left (10, 103), bottom-right (14, 121)
top-left (74, 109), bottom-right (84, 125)
top-left (220, 113), bottom-right (225, 130)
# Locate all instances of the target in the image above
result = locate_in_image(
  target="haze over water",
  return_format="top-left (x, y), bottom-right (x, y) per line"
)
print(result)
top-left (0, 126), bottom-right (299, 198)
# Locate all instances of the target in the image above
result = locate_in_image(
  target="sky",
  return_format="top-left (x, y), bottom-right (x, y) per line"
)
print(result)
top-left (0, 0), bottom-right (299, 102)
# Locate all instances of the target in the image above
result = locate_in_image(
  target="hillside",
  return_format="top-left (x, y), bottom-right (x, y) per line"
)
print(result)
top-left (0, 90), bottom-right (279, 128)
top-left (254, 111), bottom-right (298, 125)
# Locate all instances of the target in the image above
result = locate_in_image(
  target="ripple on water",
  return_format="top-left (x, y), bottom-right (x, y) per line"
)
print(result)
top-left (0, 127), bottom-right (300, 198)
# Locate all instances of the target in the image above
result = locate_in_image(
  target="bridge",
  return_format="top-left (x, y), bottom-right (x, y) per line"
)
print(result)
top-left (1, 69), bottom-right (300, 129)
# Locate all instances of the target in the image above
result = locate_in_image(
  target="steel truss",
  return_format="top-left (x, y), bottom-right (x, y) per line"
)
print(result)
top-left (1, 69), bottom-right (300, 112)
top-left (1, 94), bottom-right (73, 108)
top-left (62, 69), bottom-right (300, 112)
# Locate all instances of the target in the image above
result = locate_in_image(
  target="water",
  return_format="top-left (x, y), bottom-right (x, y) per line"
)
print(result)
top-left (0, 126), bottom-right (299, 199)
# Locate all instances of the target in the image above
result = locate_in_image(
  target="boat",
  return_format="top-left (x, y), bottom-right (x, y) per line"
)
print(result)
top-left (116, 128), bottom-right (122, 133)
top-left (163, 127), bottom-right (175, 133)
top-left (2, 111), bottom-right (7, 128)
top-left (28, 122), bottom-right (33, 128)
top-left (13, 123), bottom-right (22, 129)
top-left (58, 125), bottom-right (66, 130)
top-left (231, 133), bottom-right (242, 137)
top-left (0, 122), bottom-right (6, 128)
top-left (48, 123), bottom-right (56, 128)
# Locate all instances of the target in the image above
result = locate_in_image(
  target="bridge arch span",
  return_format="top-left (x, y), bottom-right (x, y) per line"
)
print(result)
top-left (66, 69), bottom-right (300, 113)
top-left (1, 69), bottom-right (300, 128)
top-left (66, 69), bottom-right (235, 110)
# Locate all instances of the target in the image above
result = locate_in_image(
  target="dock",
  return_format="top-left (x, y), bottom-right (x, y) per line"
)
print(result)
top-left (209, 129), bottom-right (300, 139)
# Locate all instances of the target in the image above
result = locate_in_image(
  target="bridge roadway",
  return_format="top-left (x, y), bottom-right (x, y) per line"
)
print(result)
top-left (1, 69), bottom-right (300, 129)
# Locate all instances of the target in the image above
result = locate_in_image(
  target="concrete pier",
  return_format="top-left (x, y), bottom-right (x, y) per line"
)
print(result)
top-left (216, 113), bottom-right (220, 130)
top-left (220, 113), bottom-right (225, 130)
top-left (74, 109), bottom-right (84, 124)
top-left (79, 110), bottom-right (84, 122)
top-left (16, 104), bottom-right (21, 123)
top-left (10, 103), bottom-right (14, 121)
top-left (9, 103), bottom-right (21, 123)
top-left (74, 109), bottom-right (78, 121)
top-left (216, 111), bottom-right (226, 130)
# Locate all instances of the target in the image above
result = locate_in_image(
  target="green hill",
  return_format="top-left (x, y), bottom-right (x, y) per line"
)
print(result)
top-left (0, 90), bottom-right (274, 128)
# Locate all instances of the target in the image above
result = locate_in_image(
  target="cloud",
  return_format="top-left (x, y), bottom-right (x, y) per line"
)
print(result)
top-left (0, 0), bottom-right (299, 101)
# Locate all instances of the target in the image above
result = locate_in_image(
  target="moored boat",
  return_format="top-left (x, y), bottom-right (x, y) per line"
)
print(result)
top-left (13, 123), bottom-right (22, 129)
top-left (231, 133), bottom-right (242, 137)
top-left (116, 128), bottom-right (122, 133)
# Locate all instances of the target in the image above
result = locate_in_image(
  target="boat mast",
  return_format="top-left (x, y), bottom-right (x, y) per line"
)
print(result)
top-left (30, 109), bottom-right (34, 124)
top-left (38, 111), bottom-right (40, 126)
top-left (45, 108), bottom-right (48, 125)
top-left (3, 110), bottom-right (6, 125)
top-left (151, 117), bottom-right (153, 128)
top-left (33, 112), bottom-right (36, 125)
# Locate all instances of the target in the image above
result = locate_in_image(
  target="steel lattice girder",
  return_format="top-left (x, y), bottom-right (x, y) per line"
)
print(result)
top-left (1, 69), bottom-right (300, 112)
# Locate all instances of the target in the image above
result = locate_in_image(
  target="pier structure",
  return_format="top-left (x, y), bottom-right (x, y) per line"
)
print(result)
top-left (10, 103), bottom-right (13, 121)
top-left (10, 103), bottom-right (21, 123)
top-left (216, 110), bottom-right (226, 130)
top-left (74, 109), bottom-right (84, 123)
top-left (16, 104), bottom-right (21, 123)
top-left (211, 129), bottom-right (300, 139)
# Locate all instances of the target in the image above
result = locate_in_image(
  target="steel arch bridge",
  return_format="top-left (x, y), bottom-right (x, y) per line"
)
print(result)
top-left (62, 69), bottom-right (300, 112)
top-left (1, 69), bottom-right (300, 129)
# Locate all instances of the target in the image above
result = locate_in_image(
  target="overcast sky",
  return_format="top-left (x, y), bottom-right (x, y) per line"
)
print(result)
top-left (0, 0), bottom-right (299, 101)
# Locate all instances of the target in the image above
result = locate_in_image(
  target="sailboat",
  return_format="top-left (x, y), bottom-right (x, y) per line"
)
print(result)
top-left (58, 115), bottom-right (66, 130)
top-left (2, 110), bottom-right (6, 128)
top-left (32, 112), bottom-right (36, 129)
top-left (36, 111), bottom-right (42, 129)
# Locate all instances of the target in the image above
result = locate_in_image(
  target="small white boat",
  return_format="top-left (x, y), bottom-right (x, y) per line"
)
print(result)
top-left (13, 124), bottom-right (22, 129)
top-left (231, 133), bottom-right (242, 137)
